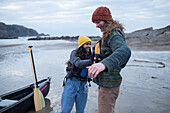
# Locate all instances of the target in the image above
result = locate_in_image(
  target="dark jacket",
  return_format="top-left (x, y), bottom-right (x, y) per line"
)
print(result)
top-left (70, 50), bottom-right (92, 69)
top-left (67, 49), bottom-right (92, 78)
top-left (93, 29), bottom-right (131, 87)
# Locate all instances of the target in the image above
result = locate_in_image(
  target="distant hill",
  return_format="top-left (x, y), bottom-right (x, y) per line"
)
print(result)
top-left (0, 22), bottom-right (49, 39)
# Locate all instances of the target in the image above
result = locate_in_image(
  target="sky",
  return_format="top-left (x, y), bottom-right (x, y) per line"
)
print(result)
top-left (0, 0), bottom-right (170, 36)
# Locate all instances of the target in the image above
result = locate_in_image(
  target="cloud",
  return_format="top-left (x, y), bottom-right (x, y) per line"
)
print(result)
top-left (1, 4), bottom-right (21, 10)
top-left (152, 0), bottom-right (170, 8)
top-left (0, 0), bottom-right (170, 35)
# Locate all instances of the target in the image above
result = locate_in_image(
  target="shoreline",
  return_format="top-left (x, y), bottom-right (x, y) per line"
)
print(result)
top-left (0, 42), bottom-right (170, 51)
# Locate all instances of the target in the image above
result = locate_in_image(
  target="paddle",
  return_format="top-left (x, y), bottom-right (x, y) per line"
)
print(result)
top-left (28, 46), bottom-right (45, 112)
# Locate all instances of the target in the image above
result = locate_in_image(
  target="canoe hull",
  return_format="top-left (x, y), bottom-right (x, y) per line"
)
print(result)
top-left (0, 77), bottom-right (51, 113)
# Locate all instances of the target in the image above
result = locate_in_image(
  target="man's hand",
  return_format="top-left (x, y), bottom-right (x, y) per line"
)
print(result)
top-left (87, 63), bottom-right (106, 78)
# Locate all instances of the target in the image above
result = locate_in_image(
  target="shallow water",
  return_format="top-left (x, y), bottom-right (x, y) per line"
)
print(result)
top-left (0, 38), bottom-right (170, 113)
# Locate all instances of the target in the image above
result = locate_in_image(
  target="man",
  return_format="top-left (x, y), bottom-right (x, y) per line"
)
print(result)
top-left (87, 6), bottom-right (131, 113)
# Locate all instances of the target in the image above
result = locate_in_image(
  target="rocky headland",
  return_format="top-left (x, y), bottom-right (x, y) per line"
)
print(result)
top-left (0, 22), bottom-right (49, 39)
top-left (126, 25), bottom-right (170, 50)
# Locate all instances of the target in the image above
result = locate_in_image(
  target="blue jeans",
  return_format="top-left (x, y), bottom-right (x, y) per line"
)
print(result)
top-left (60, 77), bottom-right (88, 113)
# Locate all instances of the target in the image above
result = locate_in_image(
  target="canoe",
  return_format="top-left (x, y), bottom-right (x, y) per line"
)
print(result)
top-left (0, 77), bottom-right (51, 113)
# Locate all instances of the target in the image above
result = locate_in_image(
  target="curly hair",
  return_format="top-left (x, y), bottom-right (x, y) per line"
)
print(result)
top-left (65, 45), bottom-right (92, 70)
top-left (102, 20), bottom-right (125, 43)
top-left (75, 46), bottom-right (92, 60)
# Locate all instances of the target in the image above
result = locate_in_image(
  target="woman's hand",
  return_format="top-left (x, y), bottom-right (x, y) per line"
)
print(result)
top-left (87, 63), bottom-right (106, 78)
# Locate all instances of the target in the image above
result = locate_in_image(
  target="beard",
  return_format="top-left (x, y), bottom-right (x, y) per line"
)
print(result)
top-left (99, 24), bottom-right (104, 32)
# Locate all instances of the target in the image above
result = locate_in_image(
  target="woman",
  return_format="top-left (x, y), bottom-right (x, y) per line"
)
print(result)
top-left (60, 35), bottom-right (92, 113)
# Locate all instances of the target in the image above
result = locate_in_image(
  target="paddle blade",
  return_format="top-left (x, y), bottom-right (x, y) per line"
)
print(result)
top-left (34, 88), bottom-right (43, 112)
top-left (38, 90), bottom-right (45, 108)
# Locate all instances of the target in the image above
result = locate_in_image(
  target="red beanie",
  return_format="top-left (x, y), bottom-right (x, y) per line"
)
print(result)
top-left (92, 6), bottom-right (113, 22)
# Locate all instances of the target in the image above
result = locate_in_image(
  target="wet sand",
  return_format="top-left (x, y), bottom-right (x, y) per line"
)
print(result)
top-left (0, 39), bottom-right (170, 113)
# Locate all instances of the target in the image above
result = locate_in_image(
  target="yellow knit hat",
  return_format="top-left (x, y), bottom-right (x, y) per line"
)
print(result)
top-left (78, 35), bottom-right (91, 48)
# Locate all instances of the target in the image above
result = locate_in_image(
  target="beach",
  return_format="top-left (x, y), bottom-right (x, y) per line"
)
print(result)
top-left (0, 38), bottom-right (170, 113)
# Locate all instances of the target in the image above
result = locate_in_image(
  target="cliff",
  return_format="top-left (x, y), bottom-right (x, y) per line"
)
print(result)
top-left (0, 22), bottom-right (48, 39)
top-left (126, 25), bottom-right (170, 44)
top-left (125, 25), bottom-right (170, 50)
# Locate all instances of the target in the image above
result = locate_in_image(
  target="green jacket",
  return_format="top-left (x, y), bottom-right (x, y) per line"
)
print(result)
top-left (93, 29), bottom-right (131, 87)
